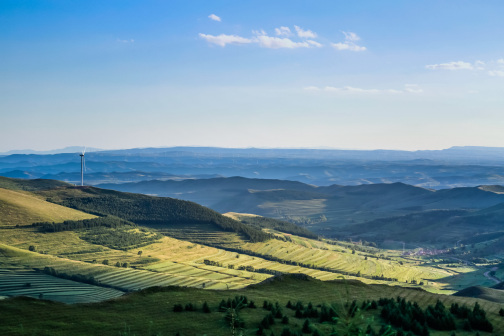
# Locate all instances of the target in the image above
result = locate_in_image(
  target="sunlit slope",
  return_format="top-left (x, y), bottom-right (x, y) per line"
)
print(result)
top-left (0, 188), bottom-right (96, 226)
top-left (0, 243), bottom-right (265, 291)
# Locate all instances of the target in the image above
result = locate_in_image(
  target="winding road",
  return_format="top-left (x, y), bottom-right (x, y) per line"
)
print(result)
top-left (483, 266), bottom-right (501, 284)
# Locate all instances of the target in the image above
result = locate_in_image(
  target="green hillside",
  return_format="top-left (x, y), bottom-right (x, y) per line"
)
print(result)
top-left (0, 176), bottom-right (70, 191)
top-left (453, 285), bottom-right (504, 304)
top-left (37, 186), bottom-right (272, 243)
top-left (0, 275), bottom-right (503, 336)
top-left (0, 187), bottom-right (96, 226)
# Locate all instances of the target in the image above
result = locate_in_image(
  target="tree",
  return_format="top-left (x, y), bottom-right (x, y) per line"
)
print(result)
top-left (29, 245), bottom-right (36, 252)
top-left (499, 308), bottom-right (504, 317)
top-left (203, 301), bottom-right (211, 313)
top-left (302, 319), bottom-right (311, 333)
top-left (281, 316), bottom-right (289, 324)
top-left (138, 250), bottom-right (143, 256)
top-left (102, 260), bottom-right (109, 265)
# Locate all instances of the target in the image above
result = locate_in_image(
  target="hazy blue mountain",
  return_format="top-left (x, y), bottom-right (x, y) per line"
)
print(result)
top-left (3, 146), bottom-right (504, 188)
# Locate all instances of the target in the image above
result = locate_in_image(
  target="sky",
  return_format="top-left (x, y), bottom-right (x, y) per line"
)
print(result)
top-left (1, 0), bottom-right (504, 152)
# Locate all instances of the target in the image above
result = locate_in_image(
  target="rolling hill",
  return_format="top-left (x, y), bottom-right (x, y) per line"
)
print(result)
top-left (97, 177), bottom-right (504, 243)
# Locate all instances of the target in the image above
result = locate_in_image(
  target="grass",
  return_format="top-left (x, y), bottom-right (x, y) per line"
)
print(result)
top-left (0, 275), bottom-right (503, 336)
top-left (0, 187), bottom-right (95, 227)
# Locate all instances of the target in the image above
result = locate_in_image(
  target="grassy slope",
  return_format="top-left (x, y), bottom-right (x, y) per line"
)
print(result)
top-left (0, 178), bottom-right (498, 298)
top-left (0, 275), bottom-right (503, 336)
top-left (0, 188), bottom-right (96, 226)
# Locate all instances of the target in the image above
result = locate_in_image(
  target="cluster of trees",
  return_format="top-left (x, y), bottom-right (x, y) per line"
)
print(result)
top-left (324, 240), bottom-right (380, 255)
top-left (173, 301), bottom-right (211, 313)
top-left (379, 297), bottom-right (431, 335)
top-left (58, 193), bottom-right (273, 242)
top-left (450, 302), bottom-right (493, 332)
top-left (80, 226), bottom-right (163, 251)
top-left (239, 216), bottom-right (318, 240)
top-left (379, 297), bottom-right (494, 335)
top-left (34, 215), bottom-right (133, 233)
top-left (258, 300), bottom-right (290, 334)
top-left (203, 259), bottom-right (223, 267)
top-left (218, 296), bottom-right (256, 311)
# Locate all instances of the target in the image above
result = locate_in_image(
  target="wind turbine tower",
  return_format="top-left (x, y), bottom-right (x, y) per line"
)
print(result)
top-left (80, 147), bottom-right (86, 186)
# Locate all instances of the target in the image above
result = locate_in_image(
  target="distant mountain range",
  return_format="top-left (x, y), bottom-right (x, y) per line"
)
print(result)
top-left (3, 146), bottom-right (504, 188)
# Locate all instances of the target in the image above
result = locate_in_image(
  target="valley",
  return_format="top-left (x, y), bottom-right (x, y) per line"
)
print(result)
top-left (1, 157), bottom-right (504, 335)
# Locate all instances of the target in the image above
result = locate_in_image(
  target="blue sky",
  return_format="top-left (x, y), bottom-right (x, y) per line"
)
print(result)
top-left (1, 1), bottom-right (504, 151)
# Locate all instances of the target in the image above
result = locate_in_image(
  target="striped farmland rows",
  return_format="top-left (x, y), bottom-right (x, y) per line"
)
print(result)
top-left (241, 239), bottom-right (453, 283)
top-left (0, 269), bottom-right (123, 304)
top-left (0, 245), bottom-right (266, 292)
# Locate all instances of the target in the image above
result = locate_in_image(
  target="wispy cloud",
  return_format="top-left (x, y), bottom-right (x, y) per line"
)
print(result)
top-left (305, 84), bottom-right (423, 94)
top-left (425, 61), bottom-right (474, 70)
top-left (199, 33), bottom-right (252, 47)
top-left (331, 31), bottom-right (366, 52)
top-left (332, 42), bottom-right (366, 52)
top-left (255, 35), bottom-right (321, 49)
top-left (117, 39), bottom-right (134, 43)
top-left (425, 59), bottom-right (504, 77)
top-left (208, 14), bottom-right (221, 22)
top-left (294, 25), bottom-right (317, 39)
top-left (275, 26), bottom-right (292, 36)
top-left (488, 70), bottom-right (504, 77)
top-left (200, 27), bottom-right (323, 49)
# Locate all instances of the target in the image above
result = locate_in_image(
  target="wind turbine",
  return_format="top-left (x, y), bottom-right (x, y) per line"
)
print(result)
top-left (80, 147), bottom-right (86, 186)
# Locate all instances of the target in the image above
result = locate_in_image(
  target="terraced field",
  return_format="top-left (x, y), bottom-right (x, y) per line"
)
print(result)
top-left (0, 269), bottom-right (123, 303)
top-left (0, 244), bottom-right (267, 291)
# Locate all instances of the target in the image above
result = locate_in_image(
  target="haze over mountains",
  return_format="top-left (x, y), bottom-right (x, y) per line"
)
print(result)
top-left (3, 146), bottom-right (504, 188)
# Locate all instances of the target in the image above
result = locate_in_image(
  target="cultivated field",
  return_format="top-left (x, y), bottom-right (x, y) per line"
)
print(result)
top-left (0, 269), bottom-right (123, 303)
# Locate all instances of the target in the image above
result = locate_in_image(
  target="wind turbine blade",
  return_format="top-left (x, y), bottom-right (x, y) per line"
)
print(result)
top-left (84, 156), bottom-right (86, 172)
top-left (83, 146), bottom-right (87, 155)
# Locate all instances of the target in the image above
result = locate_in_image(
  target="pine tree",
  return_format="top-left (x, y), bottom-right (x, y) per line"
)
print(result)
top-left (202, 301), bottom-right (211, 313)
top-left (302, 319), bottom-right (311, 333)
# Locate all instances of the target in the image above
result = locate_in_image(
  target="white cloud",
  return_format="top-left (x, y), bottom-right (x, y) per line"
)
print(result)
top-left (208, 14), bottom-right (221, 22)
top-left (497, 59), bottom-right (504, 64)
top-left (307, 40), bottom-right (323, 48)
top-left (254, 35), bottom-right (322, 49)
top-left (331, 31), bottom-right (366, 52)
top-left (475, 60), bottom-right (486, 70)
top-left (275, 26), bottom-right (291, 36)
top-left (294, 25), bottom-right (317, 39)
top-left (332, 42), bottom-right (366, 52)
top-left (200, 24), bottom-right (325, 49)
top-left (306, 84), bottom-right (423, 94)
top-left (199, 33), bottom-right (252, 47)
top-left (404, 84), bottom-right (424, 94)
top-left (342, 31), bottom-right (360, 42)
top-left (425, 61), bottom-right (474, 70)
top-left (117, 39), bottom-right (134, 43)
top-left (488, 70), bottom-right (504, 77)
